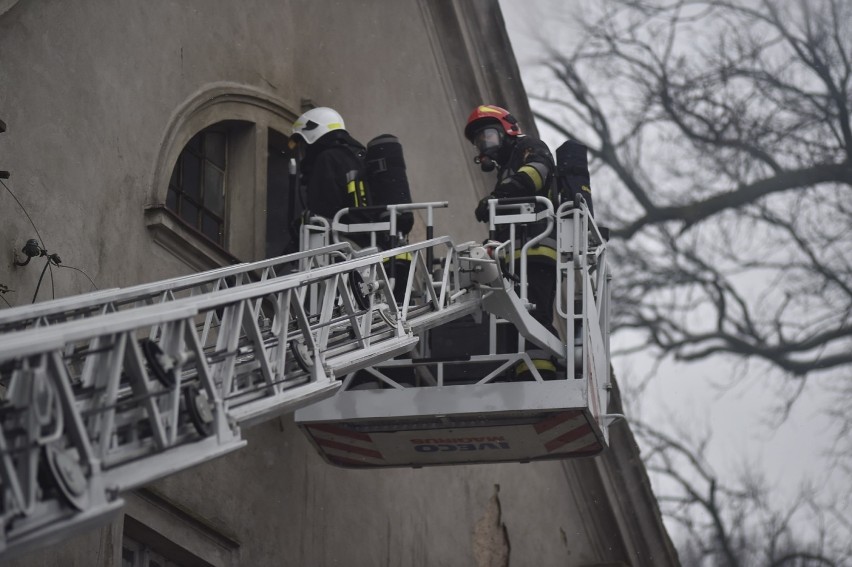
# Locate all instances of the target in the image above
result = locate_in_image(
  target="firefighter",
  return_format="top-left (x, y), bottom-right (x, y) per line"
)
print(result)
top-left (290, 108), bottom-right (411, 300)
top-left (464, 104), bottom-right (559, 380)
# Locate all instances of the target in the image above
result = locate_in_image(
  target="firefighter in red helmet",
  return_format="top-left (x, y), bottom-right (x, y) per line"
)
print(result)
top-left (464, 104), bottom-right (559, 380)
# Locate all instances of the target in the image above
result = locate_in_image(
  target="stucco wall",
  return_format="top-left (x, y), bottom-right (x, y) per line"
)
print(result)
top-left (0, 0), bottom-right (490, 299)
top-left (0, 1), bottom-right (677, 566)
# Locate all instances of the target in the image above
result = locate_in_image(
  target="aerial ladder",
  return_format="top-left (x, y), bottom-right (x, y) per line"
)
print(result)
top-left (0, 198), bottom-right (612, 560)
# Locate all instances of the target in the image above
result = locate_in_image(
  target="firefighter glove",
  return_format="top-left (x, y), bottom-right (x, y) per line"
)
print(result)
top-left (474, 196), bottom-right (491, 223)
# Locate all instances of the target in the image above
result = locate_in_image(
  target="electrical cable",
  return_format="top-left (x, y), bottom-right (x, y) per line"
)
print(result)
top-left (28, 257), bottom-right (97, 302)
top-left (54, 263), bottom-right (99, 290)
top-left (1, 177), bottom-right (55, 293)
top-left (3, 178), bottom-right (98, 298)
top-left (0, 294), bottom-right (11, 308)
top-left (32, 256), bottom-right (53, 303)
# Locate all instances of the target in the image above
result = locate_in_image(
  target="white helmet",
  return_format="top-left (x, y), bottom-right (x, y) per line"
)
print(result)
top-left (291, 107), bottom-right (345, 145)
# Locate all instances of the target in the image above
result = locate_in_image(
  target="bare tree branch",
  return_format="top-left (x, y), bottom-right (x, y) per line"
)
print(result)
top-left (632, 419), bottom-right (852, 566)
top-left (531, 0), bottom-right (852, 380)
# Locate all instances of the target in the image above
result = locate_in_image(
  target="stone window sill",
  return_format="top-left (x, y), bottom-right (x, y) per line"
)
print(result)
top-left (144, 205), bottom-right (241, 271)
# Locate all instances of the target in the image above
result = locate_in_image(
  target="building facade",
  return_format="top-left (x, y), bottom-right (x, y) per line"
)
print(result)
top-left (0, 1), bottom-right (678, 565)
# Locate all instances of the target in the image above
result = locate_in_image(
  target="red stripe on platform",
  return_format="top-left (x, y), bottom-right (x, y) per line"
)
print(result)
top-left (315, 437), bottom-right (384, 460)
top-left (534, 410), bottom-right (581, 434)
top-left (543, 424), bottom-right (593, 453)
top-left (307, 423), bottom-right (372, 442)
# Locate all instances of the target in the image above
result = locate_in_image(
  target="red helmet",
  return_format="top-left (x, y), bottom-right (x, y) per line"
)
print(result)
top-left (464, 105), bottom-right (522, 141)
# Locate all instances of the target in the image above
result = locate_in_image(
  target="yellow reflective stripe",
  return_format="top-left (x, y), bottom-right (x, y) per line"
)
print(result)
top-left (347, 180), bottom-right (359, 206)
top-left (513, 246), bottom-right (557, 261)
top-left (518, 164), bottom-right (544, 191)
top-left (327, 122), bottom-right (343, 129)
top-left (347, 179), bottom-right (367, 207)
top-left (383, 253), bottom-right (413, 262)
top-left (479, 105), bottom-right (503, 115)
top-left (515, 359), bottom-right (556, 375)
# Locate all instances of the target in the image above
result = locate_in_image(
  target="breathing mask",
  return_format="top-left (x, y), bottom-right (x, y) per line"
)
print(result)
top-left (472, 127), bottom-right (503, 172)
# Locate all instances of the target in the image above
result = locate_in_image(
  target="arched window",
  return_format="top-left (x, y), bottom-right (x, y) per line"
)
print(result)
top-left (146, 87), bottom-right (303, 270)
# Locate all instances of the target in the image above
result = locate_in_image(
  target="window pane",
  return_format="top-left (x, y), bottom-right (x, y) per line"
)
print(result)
top-left (203, 162), bottom-right (224, 215)
top-left (166, 187), bottom-right (178, 210)
top-left (181, 199), bottom-right (199, 228)
top-left (202, 212), bottom-right (222, 243)
top-left (167, 124), bottom-right (232, 249)
top-left (205, 131), bottom-right (226, 169)
top-left (182, 153), bottom-right (201, 200)
top-left (186, 132), bottom-right (202, 153)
